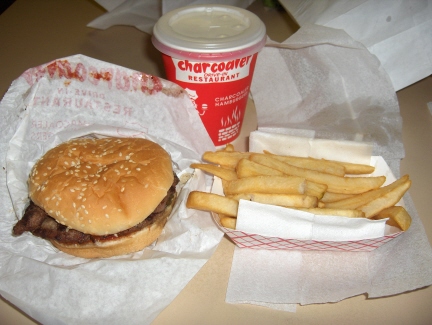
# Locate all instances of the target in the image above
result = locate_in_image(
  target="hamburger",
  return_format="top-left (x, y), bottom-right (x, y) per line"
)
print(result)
top-left (12, 137), bottom-right (179, 258)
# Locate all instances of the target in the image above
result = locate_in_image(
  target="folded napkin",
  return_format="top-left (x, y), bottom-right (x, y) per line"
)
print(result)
top-left (236, 200), bottom-right (387, 241)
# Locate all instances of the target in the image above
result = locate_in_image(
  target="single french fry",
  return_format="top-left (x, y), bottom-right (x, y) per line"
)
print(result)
top-left (221, 179), bottom-right (230, 196)
top-left (236, 158), bottom-right (284, 178)
top-left (304, 180), bottom-right (327, 200)
top-left (228, 192), bottom-right (318, 208)
top-left (323, 159), bottom-right (375, 175)
top-left (324, 175), bottom-right (410, 210)
top-left (264, 151), bottom-right (346, 176)
top-left (219, 214), bottom-right (237, 229)
top-left (186, 191), bottom-right (238, 217)
top-left (224, 175), bottom-right (306, 196)
top-left (224, 144), bottom-right (235, 152)
top-left (190, 163), bottom-right (237, 181)
top-left (320, 191), bottom-right (355, 203)
top-left (373, 206), bottom-right (411, 231)
top-left (359, 179), bottom-right (412, 218)
top-left (296, 208), bottom-right (366, 218)
top-left (202, 151), bottom-right (251, 168)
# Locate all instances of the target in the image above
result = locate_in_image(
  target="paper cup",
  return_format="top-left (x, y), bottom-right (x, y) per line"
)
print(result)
top-left (152, 5), bottom-right (266, 146)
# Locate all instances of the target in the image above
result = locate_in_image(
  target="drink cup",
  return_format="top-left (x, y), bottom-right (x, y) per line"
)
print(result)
top-left (152, 5), bottom-right (266, 146)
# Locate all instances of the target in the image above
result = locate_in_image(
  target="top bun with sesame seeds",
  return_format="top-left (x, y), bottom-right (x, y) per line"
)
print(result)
top-left (13, 137), bottom-right (179, 258)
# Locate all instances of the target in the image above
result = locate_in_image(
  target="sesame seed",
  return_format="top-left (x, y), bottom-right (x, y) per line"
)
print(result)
top-left (70, 189), bottom-right (75, 192)
top-left (105, 214), bottom-right (109, 218)
top-left (102, 205), bottom-right (107, 209)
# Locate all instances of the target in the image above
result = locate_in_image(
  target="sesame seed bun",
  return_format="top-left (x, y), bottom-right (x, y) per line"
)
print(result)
top-left (26, 137), bottom-right (176, 257)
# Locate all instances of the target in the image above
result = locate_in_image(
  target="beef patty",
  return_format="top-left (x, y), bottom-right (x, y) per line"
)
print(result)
top-left (13, 174), bottom-right (178, 245)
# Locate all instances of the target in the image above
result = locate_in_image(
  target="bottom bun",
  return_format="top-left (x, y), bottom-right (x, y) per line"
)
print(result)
top-left (51, 196), bottom-right (175, 258)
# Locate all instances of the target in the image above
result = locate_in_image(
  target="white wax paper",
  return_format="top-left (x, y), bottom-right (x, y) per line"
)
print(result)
top-left (250, 24), bottom-right (405, 163)
top-left (0, 54), bottom-right (222, 325)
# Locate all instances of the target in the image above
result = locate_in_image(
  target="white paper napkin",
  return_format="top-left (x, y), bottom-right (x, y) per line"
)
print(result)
top-left (236, 200), bottom-right (387, 241)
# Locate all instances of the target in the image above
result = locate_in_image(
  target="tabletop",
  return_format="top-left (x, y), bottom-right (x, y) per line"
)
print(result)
top-left (1, 1), bottom-right (432, 324)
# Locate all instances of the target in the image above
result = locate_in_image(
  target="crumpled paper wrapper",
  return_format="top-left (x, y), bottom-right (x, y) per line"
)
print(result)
top-left (0, 54), bottom-right (222, 325)
top-left (87, 0), bottom-right (255, 34)
top-left (225, 24), bottom-right (432, 311)
top-left (251, 24), bottom-right (404, 168)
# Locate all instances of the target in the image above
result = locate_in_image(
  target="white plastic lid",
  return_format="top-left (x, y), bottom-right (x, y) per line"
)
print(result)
top-left (152, 5), bottom-right (267, 61)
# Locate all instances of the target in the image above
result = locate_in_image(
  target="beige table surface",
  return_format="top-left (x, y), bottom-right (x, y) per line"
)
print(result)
top-left (1, 1), bottom-right (431, 324)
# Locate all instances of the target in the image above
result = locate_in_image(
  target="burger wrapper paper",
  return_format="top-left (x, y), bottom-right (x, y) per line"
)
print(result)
top-left (225, 24), bottom-right (432, 310)
top-left (0, 54), bottom-right (222, 325)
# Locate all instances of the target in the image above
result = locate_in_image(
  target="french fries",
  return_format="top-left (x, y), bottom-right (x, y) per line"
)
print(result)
top-left (324, 175), bottom-right (410, 210)
top-left (358, 179), bottom-right (411, 218)
top-left (373, 206), bottom-right (412, 231)
top-left (236, 158), bottom-right (284, 178)
top-left (190, 163), bottom-right (237, 181)
top-left (228, 193), bottom-right (318, 208)
top-left (187, 144), bottom-right (412, 232)
top-left (296, 208), bottom-right (366, 218)
top-left (186, 191), bottom-right (238, 217)
top-left (250, 154), bottom-right (385, 194)
top-left (264, 151), bottom-right (346, 176)
top-left (224, 175), bottom-right (306, 195)
top-left (219, 214), bottom-right (237, 229)
top-left (202, 151), bottom-right (251, 169)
